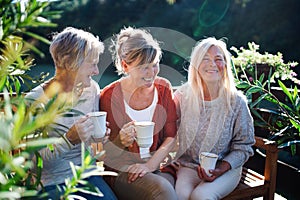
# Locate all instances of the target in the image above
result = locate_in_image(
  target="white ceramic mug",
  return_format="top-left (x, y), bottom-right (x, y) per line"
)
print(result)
top-left (199, 152), bottom-right (218, 176)
top-left (88, 111), bottom-right (107, 139)
top-left (134, 121), bottom-right (155, 148)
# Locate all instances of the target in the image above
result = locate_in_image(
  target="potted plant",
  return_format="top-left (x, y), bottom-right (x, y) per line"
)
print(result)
top-left (231, 42), bottom-right (300, 156)
top-left (230, 42), bottom-right (299, 86)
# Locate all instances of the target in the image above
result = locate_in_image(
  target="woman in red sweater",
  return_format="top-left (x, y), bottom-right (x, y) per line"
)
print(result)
top-left (100, 26), bottom-right (178, 200)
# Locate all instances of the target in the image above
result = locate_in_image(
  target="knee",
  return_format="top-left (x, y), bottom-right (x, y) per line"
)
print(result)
top-left (190, 190), bottom-right (218, 200)
top-left (176, 189), bottom-right (191, 200)
top-left (151, 177), bottom-right (177, 200)
top-left (175, 178), bottom-right (193, 200)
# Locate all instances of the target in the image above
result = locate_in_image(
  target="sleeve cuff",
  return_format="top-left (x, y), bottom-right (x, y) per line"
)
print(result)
top-left (58, 133), bottom-right (77, 151)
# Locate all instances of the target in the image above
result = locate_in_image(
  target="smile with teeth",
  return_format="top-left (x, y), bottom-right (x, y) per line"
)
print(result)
top-left (143, 77), bottom-right (153, 82)
top-left (206, 69), bottom-right (218, 73)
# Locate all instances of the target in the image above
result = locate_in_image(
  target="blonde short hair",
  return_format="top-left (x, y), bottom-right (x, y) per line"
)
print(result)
top-left (50, 27), bottom-right (104, 71)
top-left (110, 26), bottom-right (162, 75)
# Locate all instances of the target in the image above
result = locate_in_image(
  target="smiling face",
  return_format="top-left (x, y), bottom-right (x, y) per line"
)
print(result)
top-left (198, 45), bottom-right (225, 84)
top-left (124, 55), bottom-right (160, 88)
top-left (75, 57), bottom-right (99, 88)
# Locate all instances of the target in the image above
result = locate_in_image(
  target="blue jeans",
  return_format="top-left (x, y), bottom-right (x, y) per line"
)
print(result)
top-left (40, 176), bottom-right (117, 200)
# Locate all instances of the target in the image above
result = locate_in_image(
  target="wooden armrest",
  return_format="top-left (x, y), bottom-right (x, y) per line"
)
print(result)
top-left (223, 136), bottom-right (279, 200)
top-left (254, 136), bottom-right (279, 200)
top-left (254, 136), bottom-right (278, 153)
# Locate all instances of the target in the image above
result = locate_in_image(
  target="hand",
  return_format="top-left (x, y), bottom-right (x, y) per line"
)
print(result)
top-left (127, 163), bottom-right (152, 183)
top-left (91, 121), bottom-right (111, 144)
top-left (119, 121), bottom-right (136, 147)
top-left (66, 115), bottom-right (93, 145)
top-left (197, 166), bottom-right (217, 182)
top-left (197, 160), bottom-right (231, 182)
top-left (170, 160), bottom-right (181, 171)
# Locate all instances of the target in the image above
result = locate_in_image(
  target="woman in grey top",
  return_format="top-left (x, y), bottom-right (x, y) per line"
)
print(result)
top-left (25, 27), bottom-right (117, 200)
top-left (174, 37), bottom-right (255, 200)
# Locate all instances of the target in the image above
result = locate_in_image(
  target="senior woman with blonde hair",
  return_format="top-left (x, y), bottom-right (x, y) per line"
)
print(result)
top-left (100, 26), bottom-right (178, 200)
top-left (26, 27), bottom-right (117, 200)
top-left (174, 37), bottom-right (255, 199)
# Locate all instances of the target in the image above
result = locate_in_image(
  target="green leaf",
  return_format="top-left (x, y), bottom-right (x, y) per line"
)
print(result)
top-left (247, 86), bottom-right (262, 94)
top-left (236, 81), bottom-right (250, 89)
top-left (13, 99), bottom-right (26, 131)
top-left (18, 138), bottom-right (59, 149)
top-left (290, 119), bottom-right (300, 132)
top-left (70, 162), bottom-right (78, 179)
top-left (23, 31), bottom-right (51, 45)
top-left (278, 140), bottom-right (300, 150)
top-left (0, 192), bottom-right (21, 199)
top-left (250, 93), bottom-right (269, 108)
top-left (0, 76), bottom-right (7, 92)
top-left (278, 80), bottom-right (293, 103)
top-left (293, 86), bottom-right (298, 102)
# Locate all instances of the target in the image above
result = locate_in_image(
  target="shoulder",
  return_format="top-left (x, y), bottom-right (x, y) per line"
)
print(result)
top-left (231, 91), bottom-right (250, 112)
top-left (154, 76), bottom-right (172, 88)
top-left (25, 85), bottom-right (44, 100)
top-left (91, 79), bottom-right (100, 91)
top-left (84, 80), bottom-right (100, 94)
top-left (234, 91), bottom-right (249, 104)
top-left (174, 83), bottom-right (190, 98)
top-left (154, 77), bottom-right (173, 94)
top-left (175, 83), bottom-right (189, 93)
top-left (100, 80), bottom-right (121, 98)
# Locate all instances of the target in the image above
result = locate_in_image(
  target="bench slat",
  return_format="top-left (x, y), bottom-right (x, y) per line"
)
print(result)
top-left (222, 136), bottom-right (279, 200)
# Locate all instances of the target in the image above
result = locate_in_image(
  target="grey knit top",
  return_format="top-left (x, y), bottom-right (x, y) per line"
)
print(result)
top-left (25, 80), bottom-right (100, 187)
top-left (175, 83), bottom-right (255, 170)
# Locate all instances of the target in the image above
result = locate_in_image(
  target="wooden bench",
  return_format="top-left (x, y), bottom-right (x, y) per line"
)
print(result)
top-left (223, 136), bottom-right (279, 200)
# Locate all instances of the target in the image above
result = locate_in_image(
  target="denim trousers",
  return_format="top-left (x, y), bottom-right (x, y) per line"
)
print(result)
top-left (39, 176), bottom-right (117, 200)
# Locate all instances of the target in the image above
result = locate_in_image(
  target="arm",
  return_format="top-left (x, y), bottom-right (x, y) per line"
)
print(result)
top-left (127, 80), bottom-right (178, 182)
top-left (222, 95), bottom-right (255, 169)
top-left (100, 84), bottom-right (130, 158)
top-left (198, 95), bottom-right (255, 182)
top-left (27, 82), bottom-right (97, 162)
top-left (127, 137), bottom-right (176, 183)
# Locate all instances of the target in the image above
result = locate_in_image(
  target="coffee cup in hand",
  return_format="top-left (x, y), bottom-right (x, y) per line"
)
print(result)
top-left (134, 121), bottom-right (155, 148)
top-left (88, 111), bottom-right (107, 139)
top-left (199, 152), bottom-right (218, 176)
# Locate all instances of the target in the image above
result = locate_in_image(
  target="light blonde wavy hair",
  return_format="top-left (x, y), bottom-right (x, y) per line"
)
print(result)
top-left (50, 27), bottom-right (104, 71)
top-left (188, 37), bottom-right (237, 110)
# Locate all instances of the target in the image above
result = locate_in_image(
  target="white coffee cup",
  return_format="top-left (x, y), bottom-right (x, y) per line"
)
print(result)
top-left (134, 121), bottom-right (155, 148)
top-left (199, 152), bottom-right (218, 176)
top-left (88, 111), bottom-right (107, 139)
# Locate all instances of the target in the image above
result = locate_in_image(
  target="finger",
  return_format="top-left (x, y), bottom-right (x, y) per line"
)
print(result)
top-left (130, 172), bottom-right (140, 182)
top-left (123, 125), bottom-right (134, 134)
top-left (77, 115), bottom-right (89, 123)
top-left (129, 168), bottom-right (142, 182)
top-left (127, 164), bottom-right (136, 173)
top-left (197, 166), bottom-right (202, 178)
top-left (106, 128), bottom-right (111, 136)
top-left (122, 121), bottom-right (135, 129)
top-left (138, 170), bottom-right (147, 177)
top-left (171, 161), bottom-right (180, 170)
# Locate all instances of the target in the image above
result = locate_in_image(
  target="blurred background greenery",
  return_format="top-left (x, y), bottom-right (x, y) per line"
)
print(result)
top-left (1, 0), bottom-right (300, 199)
top-left (26, 0), bottom-right (300, 89)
